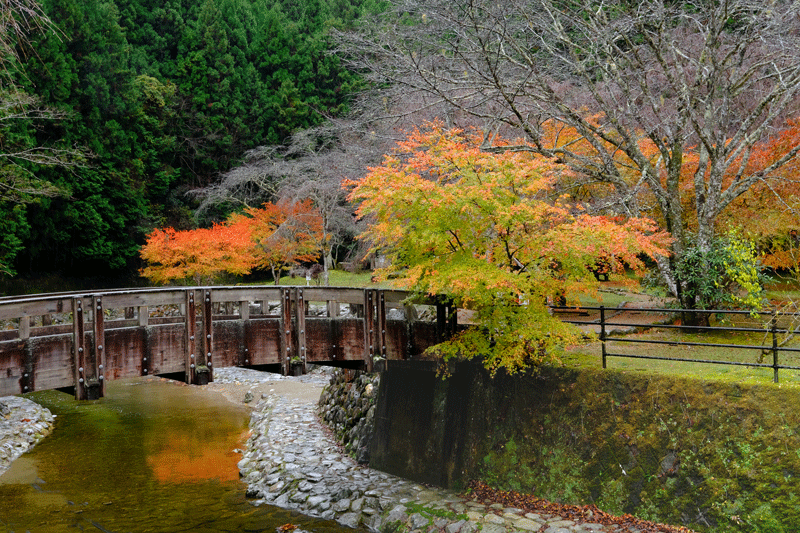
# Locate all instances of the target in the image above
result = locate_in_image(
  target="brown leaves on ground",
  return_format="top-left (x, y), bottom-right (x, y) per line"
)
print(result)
top-left (464, 481), bottom-right (697, 533)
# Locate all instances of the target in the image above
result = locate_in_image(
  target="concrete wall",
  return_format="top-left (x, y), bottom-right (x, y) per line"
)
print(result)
top-left (369, 361), bottom-right (800, 532)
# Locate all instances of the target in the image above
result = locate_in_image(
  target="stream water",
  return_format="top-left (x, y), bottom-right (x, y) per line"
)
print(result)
top-left (0, 377), bottom-right (354, 533)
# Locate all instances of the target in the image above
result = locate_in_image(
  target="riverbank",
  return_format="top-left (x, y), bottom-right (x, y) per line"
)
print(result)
top-left (1, 368), bottom-right (693, 533)
top-left (215, 367), bottom-right (693, 533)
top-left (0, 396), bottom-right (55, 476)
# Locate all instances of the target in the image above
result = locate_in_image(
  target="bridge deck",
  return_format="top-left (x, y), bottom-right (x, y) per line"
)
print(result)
top-left (0, 286), bottom-right (458, 399)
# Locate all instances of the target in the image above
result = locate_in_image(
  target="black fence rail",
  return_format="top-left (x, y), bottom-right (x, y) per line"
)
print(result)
top-left (554, 305), bottom-right (800, 383)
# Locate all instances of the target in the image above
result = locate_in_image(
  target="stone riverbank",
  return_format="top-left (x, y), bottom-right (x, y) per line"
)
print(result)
top-left (221, 367), bottom-right (685, 533)
top-left (0, 396), bottom-right (55, 477)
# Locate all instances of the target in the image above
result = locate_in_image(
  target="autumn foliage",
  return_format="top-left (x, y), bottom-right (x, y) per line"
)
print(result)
top-left (347, 123), bottom-right (671, 374)
top-left (139, 200), bottom-right (323, 284)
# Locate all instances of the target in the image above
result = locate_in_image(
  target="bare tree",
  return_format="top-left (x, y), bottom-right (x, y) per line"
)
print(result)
top-left (196, 118), bottom-right (392, 274)
top-left (338, 0), bottom-right (800, 320)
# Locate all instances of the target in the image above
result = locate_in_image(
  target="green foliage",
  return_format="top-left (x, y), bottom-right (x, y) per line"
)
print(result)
top-left (471, 366), bottom-right (800, 532)
top-left (6, 0), bottom-right (370, 277)
top-left (675, 233), bottom-right (767, 311)
top-left (348, 124), bottom-right (670, 374)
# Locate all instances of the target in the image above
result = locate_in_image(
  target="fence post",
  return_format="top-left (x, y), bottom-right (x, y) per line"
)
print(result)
top-left (600, 305), bottom-right (607, 369)
top-left (772, 310), bottom-right (779, 384)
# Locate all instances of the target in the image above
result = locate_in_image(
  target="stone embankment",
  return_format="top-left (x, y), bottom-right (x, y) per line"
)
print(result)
top-left (226, 367), bottom-right (662, 533)
top-left (0, 396), bottom-right (55, 476)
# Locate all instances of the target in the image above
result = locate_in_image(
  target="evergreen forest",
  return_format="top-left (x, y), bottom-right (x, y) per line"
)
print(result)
top-left (1, 0), bottom-right (378, 281)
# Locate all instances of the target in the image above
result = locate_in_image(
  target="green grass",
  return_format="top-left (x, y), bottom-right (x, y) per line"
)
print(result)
top-left (240, 269), bottom-right (393, 288)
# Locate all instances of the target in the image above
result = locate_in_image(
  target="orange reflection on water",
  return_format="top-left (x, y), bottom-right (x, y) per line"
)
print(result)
top-left (146, 428), bottom-right (250, 483)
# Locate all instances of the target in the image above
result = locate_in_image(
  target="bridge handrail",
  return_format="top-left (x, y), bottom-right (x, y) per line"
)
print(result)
top-left (0, 285), bottom-right (431, 324)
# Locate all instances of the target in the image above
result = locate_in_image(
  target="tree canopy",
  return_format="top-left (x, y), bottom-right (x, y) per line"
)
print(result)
top-left (347, 123), bottom-right (670, 374)
top-left (340, 0), bottom-right (800, 321)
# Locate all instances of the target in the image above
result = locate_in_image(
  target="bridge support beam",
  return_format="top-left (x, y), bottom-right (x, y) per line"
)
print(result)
top-left (363, 289), bottom-right (387, 372)
top-left (281, 288), bottom-right (293, 376)
top-left (183, 289), bottom-right (213, 385)
top-left (72, 296), bottom-right (106, 400)
top-left (296, 288), bottom-right (307, 375)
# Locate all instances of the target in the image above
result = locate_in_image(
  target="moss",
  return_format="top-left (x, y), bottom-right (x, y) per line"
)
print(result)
top-left (469, 365), bottom-right (800, 532)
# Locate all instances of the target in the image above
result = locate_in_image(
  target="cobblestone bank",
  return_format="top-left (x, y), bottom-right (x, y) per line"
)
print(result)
top-left (0, 397), bottom-right (55, 476)
top-left (224, 367), bottom-right (656, 533)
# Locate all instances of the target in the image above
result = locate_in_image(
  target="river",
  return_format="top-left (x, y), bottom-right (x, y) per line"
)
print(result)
top-left (0, 376), bottom-right (354, 533)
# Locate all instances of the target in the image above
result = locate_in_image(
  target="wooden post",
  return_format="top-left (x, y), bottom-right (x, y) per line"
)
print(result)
top-left (185, 289), bottom-right (197, 384)
top-left (92, 295), bottom-right (106, 399)
top-left (600, 306), bottom-right (607, 369)
top-left (327, 300), bottom-right (340, 317)
top-left (72, 296), bottom-right (105, 400)
top-left (201, 289), bottom-right (213, 384)
top-left (376, 290), bottom-right (387, 361)
top-left (18, 316), bottom-right (30, 340)
top-left (297, 288), bottom-right (307, 374)
top-left (772, 311), bottom-right (779, 384)
top-left (73, 297), bottom-right (86, 399)
top-left (281, 288), bottom-right (293, 375)
top-left (436, 300), bottom-right (447, 343)
top-left (363, 289), bottom-right (375, 372)
top-left (239, 300), bottom-right (250, 367)
top-left (21, 339), bottom-right (34, 394)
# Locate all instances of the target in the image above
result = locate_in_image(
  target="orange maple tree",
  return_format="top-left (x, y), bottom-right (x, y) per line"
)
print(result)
top-left (139, 222), bottom-right (254, 284)
top-left (346, 123), bottom-right (671, 373)
top-left (228, 199), bottom-right (324, 284)
top-left (140, 200), bottom-right (324, 285)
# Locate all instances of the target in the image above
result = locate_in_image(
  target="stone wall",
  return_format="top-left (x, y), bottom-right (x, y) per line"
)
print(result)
top-left (317, 369), bottom-right (380, 464)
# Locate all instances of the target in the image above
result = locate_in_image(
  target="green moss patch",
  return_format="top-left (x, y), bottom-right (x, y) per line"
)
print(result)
top-left (470, 366), bottom-right (800, 532)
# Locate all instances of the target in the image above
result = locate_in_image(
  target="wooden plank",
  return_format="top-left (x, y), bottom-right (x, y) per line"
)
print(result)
top-left (31, 335), bottom-right (76, 391)
top-left (207, 286), bottom-right (284, 304)
top-left (0, 339), bottom-right (25, 396)
top-left (0, 297), bottom-right (73, 321)
top-left (244, 318), bottom-right (281, 366)
top-left (300, 287), bottom-right (364, 304)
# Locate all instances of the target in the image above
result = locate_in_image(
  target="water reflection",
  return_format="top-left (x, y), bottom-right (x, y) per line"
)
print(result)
top-left (0, 377), bottom-right (352, 533)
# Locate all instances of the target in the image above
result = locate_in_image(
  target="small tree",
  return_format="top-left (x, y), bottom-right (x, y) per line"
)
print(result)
top-left (139, 223), bottom-right (253, 285)
top-left (347, 124), bottom-right (670, 374)
top-left (228, 200), bottom-right (324, 284)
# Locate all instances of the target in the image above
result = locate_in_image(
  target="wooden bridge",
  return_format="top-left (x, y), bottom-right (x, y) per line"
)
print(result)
top-left (0, 286), bottom-right (457, 399)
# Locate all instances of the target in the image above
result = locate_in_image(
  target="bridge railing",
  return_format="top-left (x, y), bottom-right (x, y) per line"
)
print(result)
top-left (0, 286), bottom-right (458, 399)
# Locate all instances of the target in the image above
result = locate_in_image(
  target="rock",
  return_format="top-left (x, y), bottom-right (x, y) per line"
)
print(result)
top-left (338, 512), bottom-right (361, 528)
top-left (408, 513), bottom-right (430, 530)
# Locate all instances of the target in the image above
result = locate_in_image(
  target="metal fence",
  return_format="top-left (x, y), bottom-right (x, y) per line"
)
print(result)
top-left (554, 305), bottom-right (800, 383)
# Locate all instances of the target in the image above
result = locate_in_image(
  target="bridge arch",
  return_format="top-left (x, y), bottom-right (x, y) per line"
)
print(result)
top-left (0, 286), bottom-right (457, 399)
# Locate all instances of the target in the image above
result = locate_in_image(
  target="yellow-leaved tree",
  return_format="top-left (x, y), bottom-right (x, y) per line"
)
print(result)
top-left (347, 123), bottom-right (671, 374)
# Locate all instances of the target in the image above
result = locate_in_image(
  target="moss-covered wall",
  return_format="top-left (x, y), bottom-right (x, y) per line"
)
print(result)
top-left (369, 361), bottom-right (800, 532)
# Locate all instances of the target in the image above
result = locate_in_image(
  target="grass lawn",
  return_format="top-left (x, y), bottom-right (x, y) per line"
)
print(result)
top-left (559, 276), bottom-right (800, 388)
